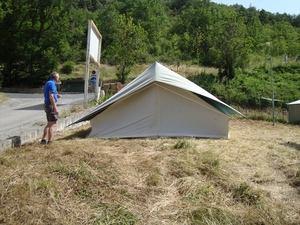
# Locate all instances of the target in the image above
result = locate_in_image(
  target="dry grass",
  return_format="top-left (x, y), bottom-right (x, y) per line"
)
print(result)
top-left (0, 92), bottom-right (9, 105)
top-left (59, 103), bottom-right (95, 119)
top-left (0, 118), bottom-right (300, 225)
top-left (61, 62), bottom-right (218, 83)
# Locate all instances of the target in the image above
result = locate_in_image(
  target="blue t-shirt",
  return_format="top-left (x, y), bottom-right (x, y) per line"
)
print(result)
top-left (44, 79), bottom-right (58, 103)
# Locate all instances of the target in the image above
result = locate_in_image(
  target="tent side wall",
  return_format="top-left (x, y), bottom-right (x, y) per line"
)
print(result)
top-left (88, 84), bottom-right (158, 138)
top-left (288, 104), bottom-right (300, 123)
top-left (88, 83), bottom-right (230, 139)
top-left (157, 83), bottom-right (229, 138)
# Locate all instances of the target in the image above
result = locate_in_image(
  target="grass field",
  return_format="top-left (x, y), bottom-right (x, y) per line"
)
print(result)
top-left (0, 62), bottom-right (299, 224)
top-left (0, 118), bottom-right (299, 224)
top-left (60, 62), bottom-right (219, 82)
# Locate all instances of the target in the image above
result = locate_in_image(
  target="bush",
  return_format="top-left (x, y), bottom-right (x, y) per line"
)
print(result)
top-left (60, 61), bottom-right (75, 74)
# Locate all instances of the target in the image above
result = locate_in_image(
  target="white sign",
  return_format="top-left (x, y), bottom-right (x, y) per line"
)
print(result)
top-left (84, 20), bottom-right (102, 106)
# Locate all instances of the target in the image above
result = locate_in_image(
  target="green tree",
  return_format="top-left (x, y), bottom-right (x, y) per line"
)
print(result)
top-left (271, 21), bottom-right (300, 58)
top-left (291, 14), bottom-right (300, 27)
top-left (128, 0), bottom-right (171, 58)
top-left (0, 1), bottom-right (10, 21)
top-left (0, 0), bottom-right (73, 87)
top-left (107, 14), bottom-right (147, 83)
top-left (67, 7), bottom-right (96, 62)
top-left (165, 0), bottom-right (193, 13)
top-left (95, 2), bottom-right (121, 63)
top-left (259, 9), bottom-right (276, 25)
top-left (175, 0), bottom-right (213, 64)
top-left (232, 5), bottom-right (264, 53)
top-left (76, 0), bottom-right (103, 11)
top-left (210, 6), bottom-right (251, 80)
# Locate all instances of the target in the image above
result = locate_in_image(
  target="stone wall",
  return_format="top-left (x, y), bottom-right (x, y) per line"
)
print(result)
top-left (1, 87), bottom-right (43, 94)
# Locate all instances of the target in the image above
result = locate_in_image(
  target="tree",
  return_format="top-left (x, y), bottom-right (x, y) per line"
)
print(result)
top-left (175, 0), bottom-right (213, 64)
top-left (107, 14), bottom-right (147, 83)
top-left (0, 1), bottom-right (10, 21)
top-left (209, 6), bottom-right (251, 80)
top-left (259, 9), bottom-right (275, 25)
top-left (67, 7), bottom-right (97, 62)
top-left (0, 0), bottom-right (73, 87)
top-left (95, 2), bottom-right (121, 63)
top-left (271, 21), bottom-right (300, 58)
top-left (76, 0), bottom-right (103, 11)
top-left (129, 0), bottom-right (171, 58)
top-left (165, 0), bottom-right (193, 13)
top-left (291, 14), bottom-right (300, 27)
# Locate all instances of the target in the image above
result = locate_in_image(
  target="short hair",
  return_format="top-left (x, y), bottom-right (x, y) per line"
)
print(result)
top-left (50, 72), bottom-right (59, 79)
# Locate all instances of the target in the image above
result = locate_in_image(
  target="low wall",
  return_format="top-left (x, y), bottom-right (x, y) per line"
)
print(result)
top-left (0, 110), bottom-right (91, 152)
top-left (1, 87), bottom-right (43, 94)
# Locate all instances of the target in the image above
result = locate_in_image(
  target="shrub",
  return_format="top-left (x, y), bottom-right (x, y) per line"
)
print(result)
top-left (60, 61), bottom-right (75, 74)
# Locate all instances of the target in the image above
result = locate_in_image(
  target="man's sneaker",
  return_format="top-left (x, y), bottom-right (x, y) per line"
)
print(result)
top-left (40, 139), bottom-right (47, 145)
top-left (47, 141), bottom-right (52, 144)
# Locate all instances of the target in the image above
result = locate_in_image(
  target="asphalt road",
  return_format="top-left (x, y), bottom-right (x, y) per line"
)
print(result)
top-left (0, 93), bottom-right (94, 141)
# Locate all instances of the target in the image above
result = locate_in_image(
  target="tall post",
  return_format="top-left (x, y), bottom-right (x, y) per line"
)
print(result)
top-left (266, 42), bottom-right (275, 125)
top-left (84, 20), bottom-right (92, 108)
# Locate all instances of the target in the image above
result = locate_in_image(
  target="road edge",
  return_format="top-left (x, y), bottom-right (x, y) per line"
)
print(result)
top-left (0, 109), bottom-right (92, 153)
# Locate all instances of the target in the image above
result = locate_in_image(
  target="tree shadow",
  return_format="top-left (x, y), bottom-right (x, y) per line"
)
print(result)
top-left (58, 126), bottom-right (92, 141)
top-left (15, 103), bottom-right (67, 110)
top-left (281, 141), bottom-right (300, 151)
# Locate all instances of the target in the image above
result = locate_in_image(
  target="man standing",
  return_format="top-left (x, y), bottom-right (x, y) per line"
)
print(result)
top-left (41, 72), bottom-right (61, 144)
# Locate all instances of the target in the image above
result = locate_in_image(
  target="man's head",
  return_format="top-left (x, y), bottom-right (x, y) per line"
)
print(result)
top-left (50, 72), bottom-right (60, 82)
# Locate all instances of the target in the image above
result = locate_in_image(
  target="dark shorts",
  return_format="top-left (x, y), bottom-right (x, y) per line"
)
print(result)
top-left (44, 103), bottom-right (58, 122)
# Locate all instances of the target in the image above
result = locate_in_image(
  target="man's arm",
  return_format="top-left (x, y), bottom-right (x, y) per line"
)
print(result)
top-left (49, 91), bottom-right (59, 115)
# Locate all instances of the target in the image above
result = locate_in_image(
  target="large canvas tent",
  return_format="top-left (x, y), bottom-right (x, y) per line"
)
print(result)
top-left (73, 61), bottom-right (243, 139)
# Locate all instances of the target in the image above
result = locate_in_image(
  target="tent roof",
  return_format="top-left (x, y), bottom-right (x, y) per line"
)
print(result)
top-left (288, 99), bottom-right (300, 105)
top-left (73, 61), bottom-right (243, 124)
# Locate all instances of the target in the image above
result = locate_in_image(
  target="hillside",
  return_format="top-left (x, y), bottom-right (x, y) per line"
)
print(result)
top-left (0, 119), bottom-right (299, 224)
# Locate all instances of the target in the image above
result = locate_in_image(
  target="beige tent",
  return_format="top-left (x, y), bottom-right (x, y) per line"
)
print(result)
top-left (73, 62), bottom-right (243, 139)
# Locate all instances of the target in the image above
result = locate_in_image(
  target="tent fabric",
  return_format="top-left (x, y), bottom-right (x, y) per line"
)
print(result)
top-left (287, 99), bottom-right (300, 105)
top-left (73, 61), bottom-right (243, 139)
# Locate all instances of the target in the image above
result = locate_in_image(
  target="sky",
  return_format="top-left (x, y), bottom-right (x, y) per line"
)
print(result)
top-left (211, 0), bottom-right (300, 15)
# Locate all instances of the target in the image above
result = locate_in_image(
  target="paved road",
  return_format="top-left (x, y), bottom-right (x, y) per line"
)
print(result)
top-left (0, 93), bottom-right (94, 141)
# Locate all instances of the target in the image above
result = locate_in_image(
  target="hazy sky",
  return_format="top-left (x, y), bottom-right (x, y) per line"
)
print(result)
top-left (211, 0), bottom-right (299, 15)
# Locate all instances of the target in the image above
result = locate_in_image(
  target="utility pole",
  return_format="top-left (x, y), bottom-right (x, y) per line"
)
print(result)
top-left (266, 42), bottom-right (275, 125)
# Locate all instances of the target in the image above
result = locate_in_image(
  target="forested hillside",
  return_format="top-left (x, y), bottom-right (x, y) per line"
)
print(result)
top-left (0, 0), bottom-right (300, 110)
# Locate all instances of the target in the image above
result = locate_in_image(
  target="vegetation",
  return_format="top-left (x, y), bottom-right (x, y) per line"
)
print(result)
top-left (109, 15), bottom-right (148, 83)
top-left (60, 61), bottom-right (76, 75)
top-left (0, 0), bottom-right (75, 87)
top-left (1, 0), bottom-right (300, 105)
top-left (188, 62), bottom-right (300, 110)
top-left (0, 119), bottom-right (299, 224)
top-left (0, 92), bottom-right (9, 105)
